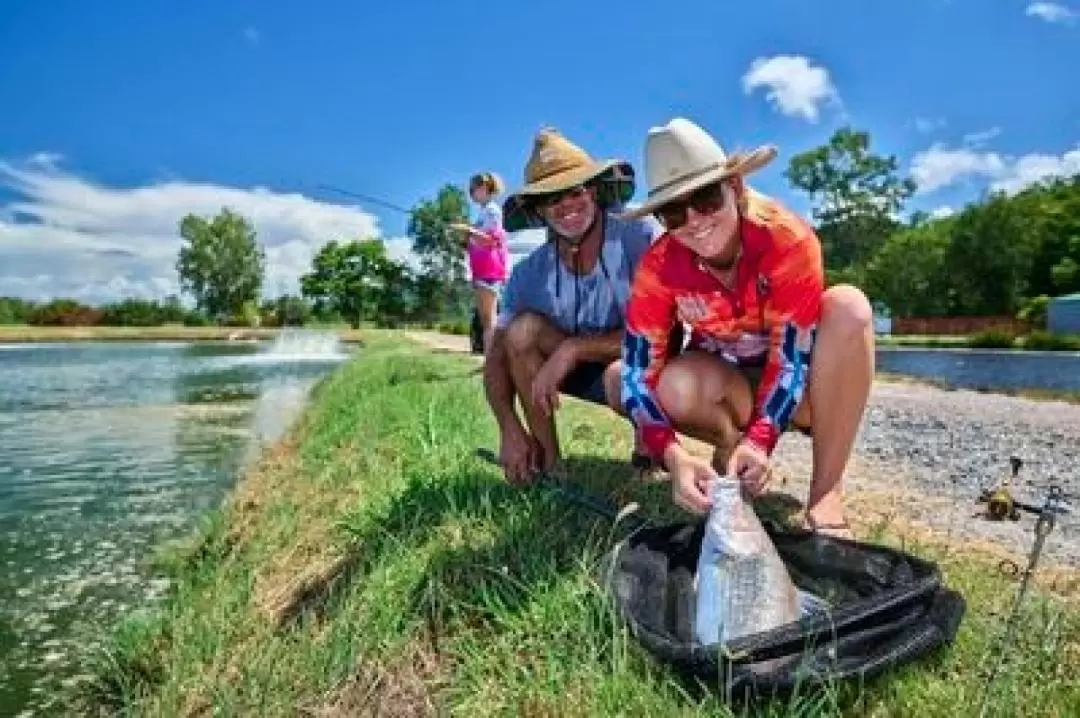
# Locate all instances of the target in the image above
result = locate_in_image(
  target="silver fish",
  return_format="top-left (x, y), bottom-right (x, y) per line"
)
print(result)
top-left (694, 476), bottom-right (803, 647)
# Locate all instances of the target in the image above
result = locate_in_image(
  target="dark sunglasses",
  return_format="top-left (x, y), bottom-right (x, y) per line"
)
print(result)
top-left (654, 181), bottom-right (728, 230)
top-left (536, 184), bottom-right (588, 209)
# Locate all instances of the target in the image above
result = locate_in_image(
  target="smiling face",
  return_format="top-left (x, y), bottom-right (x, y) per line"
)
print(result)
top-left (537, 184), bottom-right (598, 241)
top-left (469, 184), bottom-right (491, 205)
top-left (656, 178), bottom-right (743, 268)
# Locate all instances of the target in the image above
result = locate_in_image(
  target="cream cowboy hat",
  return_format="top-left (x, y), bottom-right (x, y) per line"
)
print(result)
top-left (620, 117), bottom-right (778, 220)
top-left (502, 127), bottom-right (636, 232)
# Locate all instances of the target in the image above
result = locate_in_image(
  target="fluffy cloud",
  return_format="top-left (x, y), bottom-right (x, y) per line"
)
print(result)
top-left (909, 141), bottom-right (1080, 195)
top-left (0, 154), bottom-right (390, 302)
top-left (741, 55), bottom-right (840, 123)
top-left (0, 154), bottom-right (547, 304)
top-left (1026, 2), bottom-right (1077, 24)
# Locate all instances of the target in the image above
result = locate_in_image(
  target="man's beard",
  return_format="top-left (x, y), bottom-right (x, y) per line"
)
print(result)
top-left (549, 203), bottom-right (598, 244)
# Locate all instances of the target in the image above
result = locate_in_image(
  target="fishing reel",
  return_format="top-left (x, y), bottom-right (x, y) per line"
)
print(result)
top-left (977, 455), bottom-right (1072, 521)
top-left (979, 456), bottom-right (1025, 521)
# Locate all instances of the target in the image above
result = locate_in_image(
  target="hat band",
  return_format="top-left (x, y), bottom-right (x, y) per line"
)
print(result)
top-left (647, 161), bottom-right (727, 198)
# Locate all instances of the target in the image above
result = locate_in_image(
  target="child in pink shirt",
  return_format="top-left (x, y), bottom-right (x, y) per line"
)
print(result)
top-left (459, 172), bottom-right (510, 354)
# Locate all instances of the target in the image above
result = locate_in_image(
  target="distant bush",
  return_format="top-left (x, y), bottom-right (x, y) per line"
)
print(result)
top-left (1021, 330), bottom-right (1080, 351)
top-left (26, 299), bottom-right (105, 326)
top-left (437, 320), bottom-right (470, 336)
top-left (968, 329), bottom-right (1017, 349)
top-left (1017, 295), bottom-right (1051, 329)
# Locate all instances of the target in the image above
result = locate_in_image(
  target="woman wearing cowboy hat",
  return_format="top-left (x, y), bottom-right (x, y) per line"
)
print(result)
top-left (619, 117), bottom-right (876, 540)
top-left (481, 127), bottom-right (664, 484)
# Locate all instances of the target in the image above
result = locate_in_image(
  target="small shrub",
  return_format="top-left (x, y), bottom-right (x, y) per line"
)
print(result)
top-left (968, 329), bottom-right (1017, 349)
top-left (1022, 330), bottom-right (1080, 351)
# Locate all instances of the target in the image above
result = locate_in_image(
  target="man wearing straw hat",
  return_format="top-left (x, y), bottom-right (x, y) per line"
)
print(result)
top-left (481, 127), bottom-right (665, 484)
top-left (620, 117), bottom-right (876, 539)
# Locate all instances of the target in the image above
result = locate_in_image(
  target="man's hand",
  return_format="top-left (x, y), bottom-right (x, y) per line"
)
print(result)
top-left (531, 342), bottom-right (578, 417)
top-left (498, 422), bottom-right (540, 485)
top-left (726, 439), bottom-right (771, 497)
top-left (665, 445), bottom-right (717, 515)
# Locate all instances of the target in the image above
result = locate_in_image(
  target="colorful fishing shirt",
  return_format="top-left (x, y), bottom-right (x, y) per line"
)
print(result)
top-left (621, 189), bottom-right (824, 461)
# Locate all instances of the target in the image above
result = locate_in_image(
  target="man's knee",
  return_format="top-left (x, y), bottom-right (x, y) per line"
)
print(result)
top-left (823, 285), bottom-right (874, 339)
top-left (602, 361), bottom-right (624, 413)
top-left (504, 311), bottom-right (549, 355)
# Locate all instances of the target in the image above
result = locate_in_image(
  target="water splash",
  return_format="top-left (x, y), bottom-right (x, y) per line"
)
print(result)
top-left (233, 329), bottom-right (350, 365)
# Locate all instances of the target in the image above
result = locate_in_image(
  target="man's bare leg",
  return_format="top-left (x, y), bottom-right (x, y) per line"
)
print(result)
top-left (503, 312), bottom-right (569, 471)
top-left (797, 285), bottom-right (875, 532)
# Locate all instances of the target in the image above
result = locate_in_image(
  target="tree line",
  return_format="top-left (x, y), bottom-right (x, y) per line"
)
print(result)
top-left (3, 126), bottom-right (1077, 331)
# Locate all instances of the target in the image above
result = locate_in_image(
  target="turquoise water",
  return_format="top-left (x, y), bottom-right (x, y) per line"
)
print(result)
top-left (0, 333), bottom-right (350, 717)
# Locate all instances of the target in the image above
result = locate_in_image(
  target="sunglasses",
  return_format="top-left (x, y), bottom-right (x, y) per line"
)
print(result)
top-left (654, 181), bottom-right (728, 230)
top-left (536, 185), bottom-right (588, 209)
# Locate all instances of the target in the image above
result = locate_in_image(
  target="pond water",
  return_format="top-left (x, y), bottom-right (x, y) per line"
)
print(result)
top-left (0, 331), bottom-right (351, 717)
top-left (876, 347), bottom-right (1080, 395)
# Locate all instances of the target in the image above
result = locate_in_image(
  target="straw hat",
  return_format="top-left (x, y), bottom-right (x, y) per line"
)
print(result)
top-left (620, 117), bottom-right (778, 220)
top-left (501, 127), bottom-right (636, 232)
top-left (509, 127), bottom-right (633, 198)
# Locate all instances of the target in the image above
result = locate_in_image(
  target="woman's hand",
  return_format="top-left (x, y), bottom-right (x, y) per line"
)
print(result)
top-left (665, 445), bottom-right (717, 515)
top-left (726, 439), bottom-right (771, 497)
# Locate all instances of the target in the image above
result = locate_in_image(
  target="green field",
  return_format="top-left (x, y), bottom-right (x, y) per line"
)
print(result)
top-left (73, 332), bottom-right (1080, 717)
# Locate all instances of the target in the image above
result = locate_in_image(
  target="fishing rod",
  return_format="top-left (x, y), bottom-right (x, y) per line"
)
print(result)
top-left (315, 184), bottom-right (416, 217)
top-left (316, 182), bottom-right (473, 241)
top-left (474, 447), bottom-right (649, 532)
top-left (977, 482), bottom-right (1070, 718)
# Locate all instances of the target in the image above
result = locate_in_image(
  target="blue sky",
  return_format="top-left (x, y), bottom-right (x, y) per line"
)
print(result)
top-left (1, 0), bottom-right (1078, 303)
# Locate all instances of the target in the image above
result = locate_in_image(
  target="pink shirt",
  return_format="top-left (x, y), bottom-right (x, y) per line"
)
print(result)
top-left (467, 200), bottom-right (509, 282)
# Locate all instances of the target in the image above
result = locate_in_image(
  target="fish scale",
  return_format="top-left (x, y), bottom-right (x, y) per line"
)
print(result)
top-left (694, 477), bottom-right (803, 647)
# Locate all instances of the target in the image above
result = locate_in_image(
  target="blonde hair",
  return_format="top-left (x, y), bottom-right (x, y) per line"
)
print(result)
top-left (469, 171), bottom-right (504, 196)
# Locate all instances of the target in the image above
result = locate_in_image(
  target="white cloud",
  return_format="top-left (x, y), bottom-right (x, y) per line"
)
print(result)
top-left (0, 154), bottom-right (393, 303)
top-left (930, 206), bottom-right (956, 219)
top-left (909, 142), bottom-right (1080, 195)
top-left (741, 55), bottom-right (840, 123)
top-left (0, 154), bottom-right (548, 304)
top-left (1026, 2), bottom-right (1077, 24)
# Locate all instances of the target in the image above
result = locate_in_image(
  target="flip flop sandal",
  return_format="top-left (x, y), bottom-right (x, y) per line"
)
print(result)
top-left (801, 515), bottom-right (855, 541)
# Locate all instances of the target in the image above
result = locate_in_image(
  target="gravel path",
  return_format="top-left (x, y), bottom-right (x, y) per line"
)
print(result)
top-left (401, 331), bottom-right (1080, 573)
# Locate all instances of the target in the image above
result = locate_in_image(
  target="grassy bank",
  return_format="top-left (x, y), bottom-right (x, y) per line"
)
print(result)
top-left (74, 333), bottom-right (1080, 717)
top-left (0, 324), bottom-right (366, 343)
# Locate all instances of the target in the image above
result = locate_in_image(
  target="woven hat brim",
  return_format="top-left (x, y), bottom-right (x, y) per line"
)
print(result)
top-left (618, 146), bottom-right (777, 220)
top-left (510, 158), bottom-right (625, 197)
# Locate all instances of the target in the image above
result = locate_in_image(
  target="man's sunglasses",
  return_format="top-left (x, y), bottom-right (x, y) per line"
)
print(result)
top-left (535, 185), bottom-right (588, 209)
top-left (654, 181), bottom-right (728, 230)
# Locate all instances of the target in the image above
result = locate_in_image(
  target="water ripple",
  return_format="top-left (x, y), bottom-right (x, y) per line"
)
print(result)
top-left (0, 337), bottom-right (344, 716)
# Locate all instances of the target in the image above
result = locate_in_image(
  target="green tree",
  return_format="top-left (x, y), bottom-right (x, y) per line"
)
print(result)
top-left (407, 184), bottom-right (472, 320)
top-left (944, 192), bottom-right (1038, 315)
top-left (176, 208), bottom-right (266, 322)
top-left (299, 238), bottom-right (412, 328)
top-left (785, 127), bottom-right (917, 271)
top-left (863, 219), bottom-right (954, 317)
top-left (408, 184), bottom-right (470, 281)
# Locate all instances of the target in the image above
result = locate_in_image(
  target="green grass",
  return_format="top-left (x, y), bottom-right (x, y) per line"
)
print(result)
top-left (70, 332), bottom-right (1080, 717)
